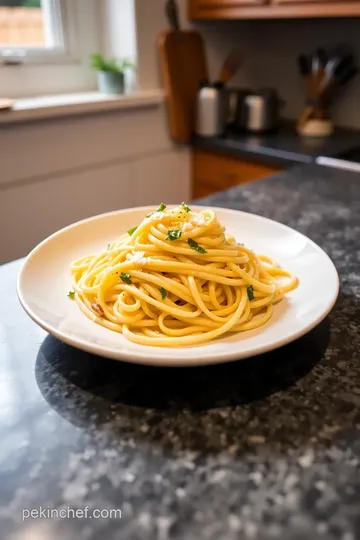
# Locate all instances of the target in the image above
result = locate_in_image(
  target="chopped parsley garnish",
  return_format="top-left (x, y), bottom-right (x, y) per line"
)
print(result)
top-left (120, 273), bottom-right (132, 284)
top-left (187, 238), bottom-right (207, 254)
top-left (107, 244), bottom-right (111, 250)
top-left (128, 226), bottom-right (137, 236)
top-left (166, 229), bottom-right (182, 241)
top-left (67, 291), bottom-right (75, 299)
top-left (146, 203), bottom-right (166, 218)
top-left (181, 202), bottom-right (191, 212)
top-left (247, 285), bottom-right (254, 301)
top-left (160, 287), bottom-right (167, 300)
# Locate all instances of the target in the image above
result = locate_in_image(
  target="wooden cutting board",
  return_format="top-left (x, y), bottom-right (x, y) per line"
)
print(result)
top-left (158, 30), bottom-right (208, 143)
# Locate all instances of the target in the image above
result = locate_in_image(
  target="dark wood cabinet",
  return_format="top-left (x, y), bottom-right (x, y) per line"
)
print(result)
top-left (192, 149), bottom-right (283, 198)
top-left (274, 0), bottom-right (356, 3)
top-left (195, 0), bottom-right (266, 6)
top-left (189, 0), bottom-right (360, 18)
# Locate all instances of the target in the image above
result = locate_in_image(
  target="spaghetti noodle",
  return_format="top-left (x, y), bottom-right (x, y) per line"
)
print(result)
top-left (70, 204), bottom-right (298, 347)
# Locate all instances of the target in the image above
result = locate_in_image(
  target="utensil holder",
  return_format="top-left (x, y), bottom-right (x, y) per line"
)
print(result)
top-left (297, 100), bottom-right (333, 137)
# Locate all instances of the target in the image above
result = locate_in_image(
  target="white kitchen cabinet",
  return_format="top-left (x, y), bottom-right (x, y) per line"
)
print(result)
top-left (0, 162), bottom-right (134, 264)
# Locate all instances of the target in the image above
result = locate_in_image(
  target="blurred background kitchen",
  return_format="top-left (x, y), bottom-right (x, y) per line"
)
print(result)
top-left (1, 0), bottom-right (360, 265)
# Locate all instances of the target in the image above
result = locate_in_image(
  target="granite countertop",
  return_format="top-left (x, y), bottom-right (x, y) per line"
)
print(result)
top-left (1, 164), bottom-right (360, 540)
top-left (192, 122), bottom-right (360, 166)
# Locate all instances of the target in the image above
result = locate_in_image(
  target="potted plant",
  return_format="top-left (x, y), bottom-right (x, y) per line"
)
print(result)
top-left (90, 53), bottom-right (135, 95)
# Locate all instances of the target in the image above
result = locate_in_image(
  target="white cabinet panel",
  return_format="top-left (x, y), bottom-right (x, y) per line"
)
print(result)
top-left (0, 162), bottom-right (134, 264)
top-left (0, 104), bottom-right (171, 187)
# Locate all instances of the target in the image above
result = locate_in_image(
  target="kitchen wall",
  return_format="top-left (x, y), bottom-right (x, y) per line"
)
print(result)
top-left (188, 12), bottom-right (360, 128)
top-left (0, 0), bottom-right (190, 265)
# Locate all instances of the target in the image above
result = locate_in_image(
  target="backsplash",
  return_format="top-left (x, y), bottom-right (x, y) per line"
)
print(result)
top-left (190, 16), bottom-right (360, 129)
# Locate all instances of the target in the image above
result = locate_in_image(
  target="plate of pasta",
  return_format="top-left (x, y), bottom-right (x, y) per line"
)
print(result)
top-left (18, 204), bottom-right (339, 366)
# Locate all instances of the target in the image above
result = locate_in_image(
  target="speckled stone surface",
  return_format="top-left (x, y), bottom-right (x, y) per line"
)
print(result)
top-left (1, 164), bottom-right (360, 540)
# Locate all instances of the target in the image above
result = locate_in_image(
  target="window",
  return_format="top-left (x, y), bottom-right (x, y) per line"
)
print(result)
top-left (0, 0), bottom-right (76, 62)
top-left (0, 0), bottom-right (47, 48)
top-left (0, 0), bottom-right (101, 97)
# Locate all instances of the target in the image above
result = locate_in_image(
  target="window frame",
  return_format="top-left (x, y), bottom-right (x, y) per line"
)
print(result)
top-left (0, 0), bottom-right (101, 96)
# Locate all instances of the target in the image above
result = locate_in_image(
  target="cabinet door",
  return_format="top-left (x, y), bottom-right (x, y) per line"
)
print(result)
top-left (189, 0), bottom-right (360, 18)
top-left (192, 150), bottom-right (283, 198)
top-left (274, 0), bottom-right (357, 3)
top-left (196, 0), bottom-right (267, 7)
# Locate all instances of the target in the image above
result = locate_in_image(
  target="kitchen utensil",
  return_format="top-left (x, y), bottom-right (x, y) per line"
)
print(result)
top-left (158, 0), bottom-right (208, 143)
top-left (312, 51), bottom-right (321, 76)
top-left (297, 105), bottom-right (315, 130)
top-left (316, 48), bottom-right (328, 68)
top-left (311, 49), bottom-right (327, 99)
top-left (195, 82), bottom-right (228, 137)
top-left (332, 60), bottom-right (354, 86)
top-left (298, 119), bottom-right (334, 138)
top-left (234, 89), bottom-right (283, 133)
top-left (165, 0), bottom-right (180, 31)
top-left (324, 45), bottom-right (353, 87)
top-left (217, 49), bottom-right (244, 85)
top-left (228, 87), bottom-right (251, 124)
top-left (297, 45), bottom-right (357, 136)
top-left (297, 55), bottom-right (311, 76)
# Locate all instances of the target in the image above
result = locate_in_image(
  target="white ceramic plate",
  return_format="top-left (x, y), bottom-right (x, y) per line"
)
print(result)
top-left (18, 206), bottom-right (339, 367)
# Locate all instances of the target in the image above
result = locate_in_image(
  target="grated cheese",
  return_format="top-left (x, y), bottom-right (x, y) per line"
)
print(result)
top-left (147, 212), bottom-right (163, 221)
top-left (191, 214), bottom-right (207, 226)
top-left (127, 251), bottom-right (151, 265)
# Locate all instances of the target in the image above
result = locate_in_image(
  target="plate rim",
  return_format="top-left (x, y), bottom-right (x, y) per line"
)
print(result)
top-left (17, 205), bottom-right (340, 367)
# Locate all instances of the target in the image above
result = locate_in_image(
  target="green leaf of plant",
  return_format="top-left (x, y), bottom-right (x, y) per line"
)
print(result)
top-left (90, 53), bottom-right (136, 74)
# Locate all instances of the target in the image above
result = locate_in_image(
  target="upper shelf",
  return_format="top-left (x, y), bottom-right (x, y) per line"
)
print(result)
top-left (188, 0), bottom-right (360, 19)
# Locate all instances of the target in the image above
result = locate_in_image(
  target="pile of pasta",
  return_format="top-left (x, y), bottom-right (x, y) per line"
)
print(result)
top-left (70, 203), bottom-right (298, 347)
